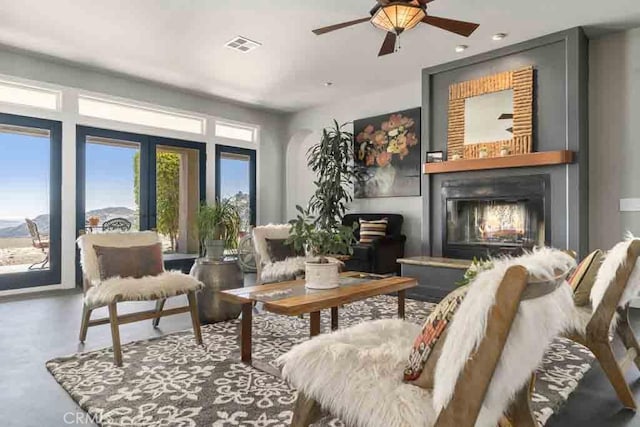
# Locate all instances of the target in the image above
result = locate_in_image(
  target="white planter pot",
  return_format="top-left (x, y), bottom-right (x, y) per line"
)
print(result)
top-left (305, 261), bottom-right (340, 290)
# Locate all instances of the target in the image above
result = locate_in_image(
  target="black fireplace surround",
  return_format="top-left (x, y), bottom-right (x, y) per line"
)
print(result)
top-left (441, 175), bottom-right (551, 260)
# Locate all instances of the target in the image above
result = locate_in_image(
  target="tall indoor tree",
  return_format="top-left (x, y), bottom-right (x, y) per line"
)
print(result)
top-left (306, 120), bottom-right (358, 230)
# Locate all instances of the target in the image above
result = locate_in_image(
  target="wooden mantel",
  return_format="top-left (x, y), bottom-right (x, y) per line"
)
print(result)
top-left (423, 150), bottom-right (574, 174)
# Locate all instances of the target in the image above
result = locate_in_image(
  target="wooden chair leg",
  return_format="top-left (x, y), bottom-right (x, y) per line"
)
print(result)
top-left (79, 303), bottom-right (92, 343)
top-left (108, 303), bottom-right (123, 367)
top-left (505, 374), bottom-right (537, 427)
top-left (617, 306), bottom-right (640, 369)
top-left (589, 340), bottom-right (637, 410)
top-left (187, 291), bottom-right (203, 346)
top-left (291, 392), bottom-right (323, 427)
top-left (152, 298), bottom-right (166, 328)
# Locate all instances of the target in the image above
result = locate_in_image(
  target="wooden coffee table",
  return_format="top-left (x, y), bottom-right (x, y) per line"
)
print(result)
top-left (218, 271), bottom-right (417, 363)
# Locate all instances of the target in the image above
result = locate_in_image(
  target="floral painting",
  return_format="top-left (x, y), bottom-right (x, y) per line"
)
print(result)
top-left (354, 108), bottom-right (421, 198)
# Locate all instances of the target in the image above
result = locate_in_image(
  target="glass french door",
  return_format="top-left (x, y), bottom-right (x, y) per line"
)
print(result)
top-left (215, 145), bottom-right (256, 233)
top-left (76, 127), bottom-right (206, 280)
top-left (0, 113), bottom-right (61, 291)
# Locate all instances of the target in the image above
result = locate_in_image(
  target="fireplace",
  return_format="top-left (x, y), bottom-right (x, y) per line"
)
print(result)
top-left (441, 175), bottom-right (550, 259)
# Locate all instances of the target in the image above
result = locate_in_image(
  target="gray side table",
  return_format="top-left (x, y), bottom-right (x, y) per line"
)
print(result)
top-left (190, 257), bottom-right (243, 324)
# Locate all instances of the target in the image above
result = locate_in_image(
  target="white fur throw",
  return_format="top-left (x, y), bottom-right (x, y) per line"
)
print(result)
top-left (84, 271), bottom-right (203, 308)
top-left (260, 256), bottom-right (306, 284)
top-left (252, 224), bottom-right (292, 265)
top-left (433, 248), bottom-right (577, 426)
top-left (590, 235), bottom-right (640, 313)
top-left (278, 319), bottom-right (436, 427)
top-left (77, 231), bottom-right (161, 283)
top-left (279, 248), bottom-right (577, 427)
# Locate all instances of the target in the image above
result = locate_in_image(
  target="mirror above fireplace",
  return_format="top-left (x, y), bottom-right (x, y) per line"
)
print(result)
top-left (446, 66), bottom-right (534, 160)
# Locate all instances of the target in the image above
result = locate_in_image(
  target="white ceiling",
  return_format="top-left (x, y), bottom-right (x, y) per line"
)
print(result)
top-left (0, 0), bottom-right (639, 112)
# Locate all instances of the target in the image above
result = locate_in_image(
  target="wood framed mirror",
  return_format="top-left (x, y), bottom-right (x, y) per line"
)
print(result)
top-left (447, 66), bottom-right (533, 160)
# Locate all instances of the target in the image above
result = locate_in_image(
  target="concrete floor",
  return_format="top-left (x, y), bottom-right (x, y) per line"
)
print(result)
top-left (2, 289), bottom-right (640, 427)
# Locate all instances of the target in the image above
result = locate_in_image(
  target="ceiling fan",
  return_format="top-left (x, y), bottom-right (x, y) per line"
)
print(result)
top-left (312, 0), bottom-right (480, 57)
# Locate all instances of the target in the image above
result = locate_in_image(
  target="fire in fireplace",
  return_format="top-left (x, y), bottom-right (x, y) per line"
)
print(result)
top-left (441, 175), bottom-right (550, 259)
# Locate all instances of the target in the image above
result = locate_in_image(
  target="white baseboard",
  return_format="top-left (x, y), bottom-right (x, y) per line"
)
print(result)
top-left (0, 283), bottom-right (67, 298)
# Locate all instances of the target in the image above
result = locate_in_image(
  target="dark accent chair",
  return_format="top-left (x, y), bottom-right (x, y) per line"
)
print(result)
top-left (342, 214), bottom-right (406, 274)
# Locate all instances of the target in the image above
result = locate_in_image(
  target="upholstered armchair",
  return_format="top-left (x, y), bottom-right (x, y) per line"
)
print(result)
top-left (342, 213), bottom-right (406, 274)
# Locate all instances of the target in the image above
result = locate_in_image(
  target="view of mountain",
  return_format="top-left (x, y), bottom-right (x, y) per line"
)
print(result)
top-left (0, 220), bottom-right (22, 229)
top-left (0, 207), bottom-right (136, 238)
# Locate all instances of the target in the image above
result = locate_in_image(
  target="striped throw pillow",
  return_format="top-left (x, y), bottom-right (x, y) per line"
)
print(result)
top-left (359, 218), bottom-right (388, 244)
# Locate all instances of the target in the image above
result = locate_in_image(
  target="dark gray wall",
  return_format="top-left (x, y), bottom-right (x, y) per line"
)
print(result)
top-left (421, 28), bottom-right (589, 257)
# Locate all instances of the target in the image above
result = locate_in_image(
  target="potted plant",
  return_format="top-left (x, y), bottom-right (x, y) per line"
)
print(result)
top-left (197, 200), bottom-right (240, 260)
top-left (287, 206), bottom-right (355, 289)
top-left (287, 121), bottom-right (359, 289)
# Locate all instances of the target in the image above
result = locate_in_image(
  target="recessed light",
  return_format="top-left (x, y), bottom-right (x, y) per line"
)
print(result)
top-left (492, 33), bottom-right (507, 41)
top-left (455, 45), bottom-right (468, 53)
top-left (324, 82), bottom-right (333, 87)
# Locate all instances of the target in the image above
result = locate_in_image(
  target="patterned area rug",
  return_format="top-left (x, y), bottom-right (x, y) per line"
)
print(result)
top-left (47, 296), bottom-right (594, 427)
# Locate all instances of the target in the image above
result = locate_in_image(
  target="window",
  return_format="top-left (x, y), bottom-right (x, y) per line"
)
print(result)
top-left (84, 136), bottom-right (141, 232)
top-left (214, 121), bottom-right (257, 143)
top-left (78, 95), bottom-right (206, 135)
top-left (215, 145), bottom-right (256, 232)
top-left (0, 80), bottom-right (60, 110)
top-left (0, 114), bottom-right (62, 291)
top-left (77, 126), bottom-right (206, 261)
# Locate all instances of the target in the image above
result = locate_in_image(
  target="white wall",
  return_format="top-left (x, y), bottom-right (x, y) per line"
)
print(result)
top-left (286, 80), bottom-right (423, 256)
top-left (589, 27), bottom-right (640, 250)
top-left (0, 48), bottom-right (288, 294)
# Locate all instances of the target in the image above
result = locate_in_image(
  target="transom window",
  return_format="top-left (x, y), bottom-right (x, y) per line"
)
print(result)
top-left (214, 121), bottom-right (257, 143)
top-left (78, 95), bottom-right (206, 135)
top-left (0, 79), bottom-right (60, 110)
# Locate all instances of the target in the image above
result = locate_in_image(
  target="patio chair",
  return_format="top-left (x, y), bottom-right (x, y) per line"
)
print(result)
top-left (101, 217), bottom-right (132, 232)
top-left (77, 231), bottom-right (203, 366)
top-left (25, 218), bottom-right (49, 270)
top-left (279, 248), bottom-right (577, 427)
top-left (566, 239), bottom-right (640, 410)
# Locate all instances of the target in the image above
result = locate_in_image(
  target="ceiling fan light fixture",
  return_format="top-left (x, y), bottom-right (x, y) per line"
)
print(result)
top-left (371, 2), bottom-right (426, 35)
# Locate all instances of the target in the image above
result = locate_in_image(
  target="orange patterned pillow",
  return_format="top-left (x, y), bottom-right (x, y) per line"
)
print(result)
top-left (403, 285), bottom-right (469, 381)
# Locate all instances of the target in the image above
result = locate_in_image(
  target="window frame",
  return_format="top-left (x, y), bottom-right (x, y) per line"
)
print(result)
top-left (215, 144), bottom-right (257, 228)
top-left (0, 113), bottom-right (62, 291)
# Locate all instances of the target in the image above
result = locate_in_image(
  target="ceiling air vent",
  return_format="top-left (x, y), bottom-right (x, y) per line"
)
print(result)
top-left (225, 36), bottom-right (262, 53)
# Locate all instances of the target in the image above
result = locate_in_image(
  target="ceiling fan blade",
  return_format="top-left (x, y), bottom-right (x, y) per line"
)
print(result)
top-left (417, 0), bottom-right (435, 4)
top-left (378, 32), bottom-right (397, 56)
top-left (421, 15), bottom-right (480, 37)
top-left (498, 113), bottom-right (514, 120)
top-left (312, 17), bottom-right (371, 35)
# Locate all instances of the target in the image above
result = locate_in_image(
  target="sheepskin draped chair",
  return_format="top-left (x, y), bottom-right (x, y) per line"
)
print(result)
top-left (278, 248), bottom-right (577, 427)
top-left (566, 238), bottom-right (640, 410)
top-left (252, 224), bottom-right (306, 285)
top-left (77, 231), bottom-right (204, 366)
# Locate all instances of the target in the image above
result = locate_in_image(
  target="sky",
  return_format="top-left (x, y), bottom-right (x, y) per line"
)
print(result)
top-left (219, 157), bottom-right (249, 199)
top-left (0, 132), bottom-right (250, 220)
top-left (0, 132), bottom-right (50, 219)
top-left (85, 142), bottom-right (138, 211)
